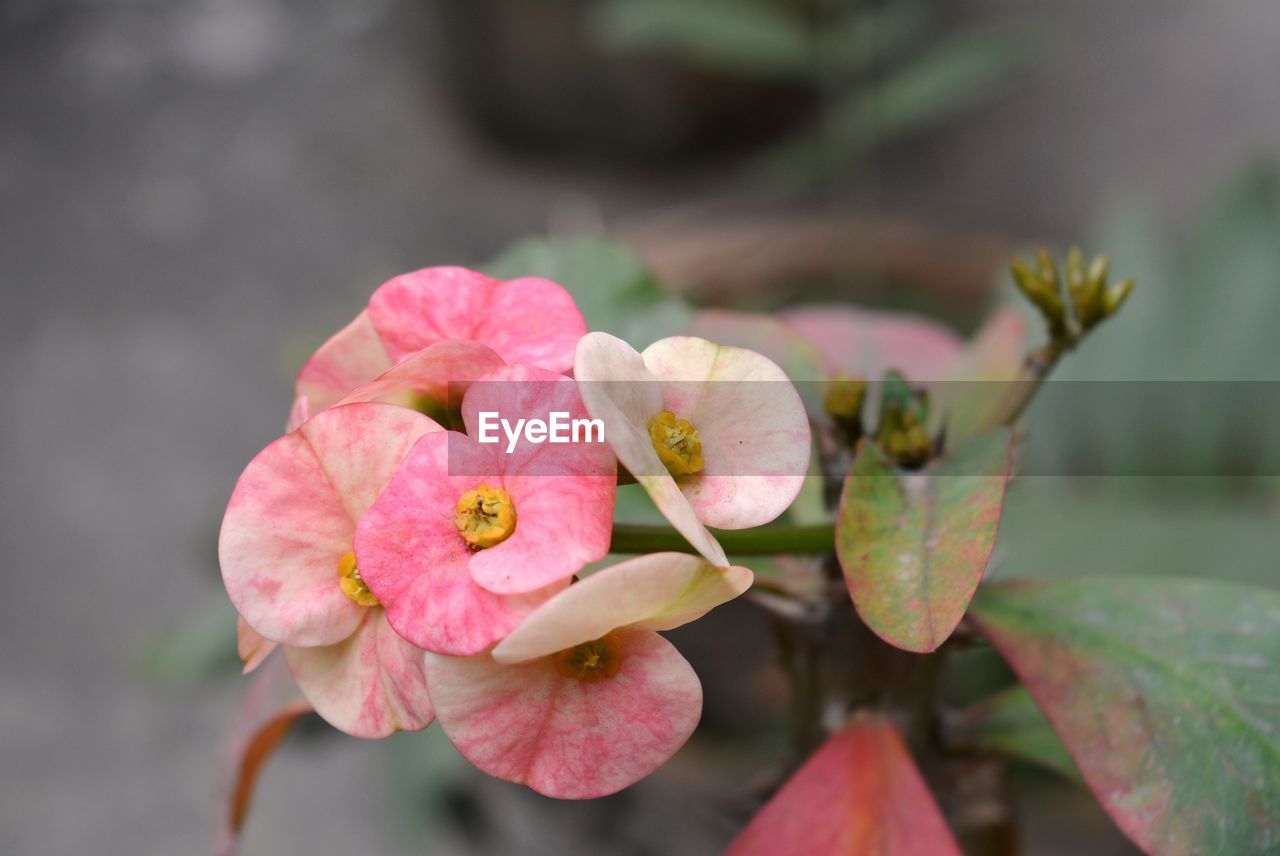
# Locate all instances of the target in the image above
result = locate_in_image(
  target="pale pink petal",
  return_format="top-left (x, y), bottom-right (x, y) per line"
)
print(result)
top-left (284, 611), bottom-right (434, 739)
top-left (574, 333), bottom-right (727, 565)
top-left (220, 403), bottom-right (440, 647)
top-left (492, 553), bottom-right (753, 664)
top-left (641, 336), bottom-right (811, 529)
top-left (367, 267), bottom-right (585, 372)
top-left (684, 309), bottom-right (826, 382)
top-left (783, 305), bottom-right (964, 382)
top-left (426, 627), bottom-right (701, 799)
top-left (336, 340), bottom-right (506, 411)
top-left (284, 394), bottom-right (311, 433)
top-left (355, 431), bottom-right (561, 655)
top-left (237, 616), bottom-right (277, 675)
top-left (295, 310), bottom-right (394, 415)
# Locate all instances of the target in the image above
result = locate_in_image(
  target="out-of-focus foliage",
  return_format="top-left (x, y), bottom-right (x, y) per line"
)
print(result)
top-left (591, 0), bottom-right (1028, 179)
top-left (485, 236), bottom-right (691, 347)
top-left (948, 686), bottom-right (1081, 783)
top-left (1024, 163), bottom-right (1280, 479)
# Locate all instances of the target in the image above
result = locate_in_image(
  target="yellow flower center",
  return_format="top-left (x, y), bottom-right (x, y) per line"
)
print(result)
top-left (648, 410), bottom-right (704, 477)
top-left (337, 551), bottom-right (379, 607)
top-left (454, 483), bottom-right (517, 549)
top-left (553, 634), bottom-right (623, 683)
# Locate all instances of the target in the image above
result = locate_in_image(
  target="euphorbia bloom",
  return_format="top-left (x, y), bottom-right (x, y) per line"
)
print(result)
top-left (292, 267), bottom-right (586, 423)
top-left (354, 365), bottom-right (616, 656)
top-left (219, 402), bottom-right (438, 738)
top-left (574, 333), bottom-right (810, 565)
top-left (425, 552), bottom-right (753, 798)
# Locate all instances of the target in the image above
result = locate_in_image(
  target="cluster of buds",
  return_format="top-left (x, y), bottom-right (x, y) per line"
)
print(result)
top-left (1010, 247), bottom-right (1134, 346)
top-left (219, 267), bottom-right (810, 798)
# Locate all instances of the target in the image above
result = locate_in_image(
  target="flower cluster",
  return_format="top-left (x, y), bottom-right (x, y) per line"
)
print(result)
top-left (220, 267), bottom-right (807, 798)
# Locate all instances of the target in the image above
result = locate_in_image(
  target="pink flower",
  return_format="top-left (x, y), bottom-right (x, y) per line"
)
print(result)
top-left (292, 267), bottom-right (586, 425)
top-left (574, 333), bottom-right (811, 565)
top-left (219, 402), bottom-right (438, 738)
top-left (425, 552), bottom-right (753, 798)
top-left (354, 365), bottom-right (616, 656)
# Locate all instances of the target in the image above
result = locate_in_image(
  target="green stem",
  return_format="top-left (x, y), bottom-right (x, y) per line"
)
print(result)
top-left (609, 523), bottom-right (836, 556)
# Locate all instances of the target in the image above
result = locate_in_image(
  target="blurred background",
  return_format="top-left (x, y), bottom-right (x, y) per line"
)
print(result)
top-left (3, 1), bottom-right (1279, 854)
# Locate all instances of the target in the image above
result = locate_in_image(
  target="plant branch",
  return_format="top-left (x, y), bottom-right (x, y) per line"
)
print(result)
top-left (609, 523), bottom-right (836, 557)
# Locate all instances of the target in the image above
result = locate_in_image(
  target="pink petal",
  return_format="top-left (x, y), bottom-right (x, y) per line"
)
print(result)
top-left (284, 611), bottom-right (434, 738)
top-left (284, 394), bottom-right (311, 433)
top-left (459, 364), bottom-right (616, 594)
top-left (492, 553), bottom-right (753, 664)
top-left (641, 336), bottom-right (811, 530)
top-left (336, 339), bottom-right (506, 411)
top-left (783, 305), bottom-right (964, 382)
top-left (237, 616), bottom-right (277, 675)
top-left (220, 403), bottom-right (441, 647)
top-left (426, 627), bottom-right (701, 799)
top-left (367, 267), bottom-right (585, 373)
top-left (295, 310), bottom-right (394, 415)
top-left (574, 333), bottom-right (727, 566)
top-left (354, 431), bottom-right (561, 655)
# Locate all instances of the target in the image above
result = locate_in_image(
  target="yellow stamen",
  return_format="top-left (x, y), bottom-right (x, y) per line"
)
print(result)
top-left (454, 483), bottom-right (517, 549)
top-left (648, 410), bottom-right (704, 477)
top-left (337, 551), bottom-right (379, 607)
top-left (553, 634), bottom-right (623, 683)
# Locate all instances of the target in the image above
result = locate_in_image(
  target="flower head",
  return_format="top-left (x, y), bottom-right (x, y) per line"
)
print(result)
top-left (291, 267), bottom-right (585, 426)
top-left (574, 333), bottom-right (811, 565)
top-left (219, 402), bottom-right (438, 738)
top-left (354, 365), bottom-right (616, 656)
top-left (425, 552), bottom-right (753, 798)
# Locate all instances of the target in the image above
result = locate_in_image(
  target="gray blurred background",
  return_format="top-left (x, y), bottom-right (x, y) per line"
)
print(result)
top-left (3, 1), bottom-right (1279, 854)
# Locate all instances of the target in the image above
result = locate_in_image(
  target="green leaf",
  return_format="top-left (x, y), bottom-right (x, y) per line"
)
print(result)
top-left (836, 428), bottom-right (1013, 652)
top-left (484, 236), bottom-right (690, 347)
top-left (948, 686), bottom-right (1082, 783)
top-left (972, 578), bottom-right (1280, 855)
top-left (591, 0), bottom-right (812, 80)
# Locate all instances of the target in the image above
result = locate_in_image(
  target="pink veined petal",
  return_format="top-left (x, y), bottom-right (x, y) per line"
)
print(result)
top-left (783, 305), bottom-right (964, 383)
top-left (459, 364), bottom-right (616, 595)
top-left (285, 394), bottom-right (311, 433)
top-left (295, 310), bottom-right (394, 415)
top-left (492, 553), bottom-right (753, 664)
top-left (472, 277), bottom-right (586, 374)
top-left (284, 611), bottom-right (434, 739)
top-left (237, 616), bottom-right (278, 675)
top-left (574, 333), bottom-right (727, 565)
top-left (219, 403), bottom-right (440, 647)
top-left (354, 431), bottom-right (561, 655)
top-left (336, 340), bottom-right (506, 411)
top-left (641, 336), bottom-right (811, 529)
top-left (367, 267), bottom-right (586, 373)
top-left (426, 627), bottom-right (702, 799)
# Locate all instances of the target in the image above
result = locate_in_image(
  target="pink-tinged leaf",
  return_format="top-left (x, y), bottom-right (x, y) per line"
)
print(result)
top-left (215, 654), bottom-right (312, 856)
top-left (683, 309), bottom-right (827, 383)
top-left (947, 685), bottom-right (1081, 783)
top-left (425, 627), bottom-right (701, 799)
top-left (932, 307), bottom-right (1032, 446)
top-left (283, 610), bottom-right (434, 739)
top-left (367, 266), bottom-right (586, 373)
top-left (336, 339), bottom-right (506, 412)
top-left (971, 578), bottom-right (1280, 856)
top-left (836, 429), bottom-right (1013, 653)
top-left (726, 714), bottom-right (963, 856)
top-left (295, 310), bottom-right (394, 416)
top-left (783, 305), bottom-right (964, 382)
top-left (491, 553), bottom-right (753, 664)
